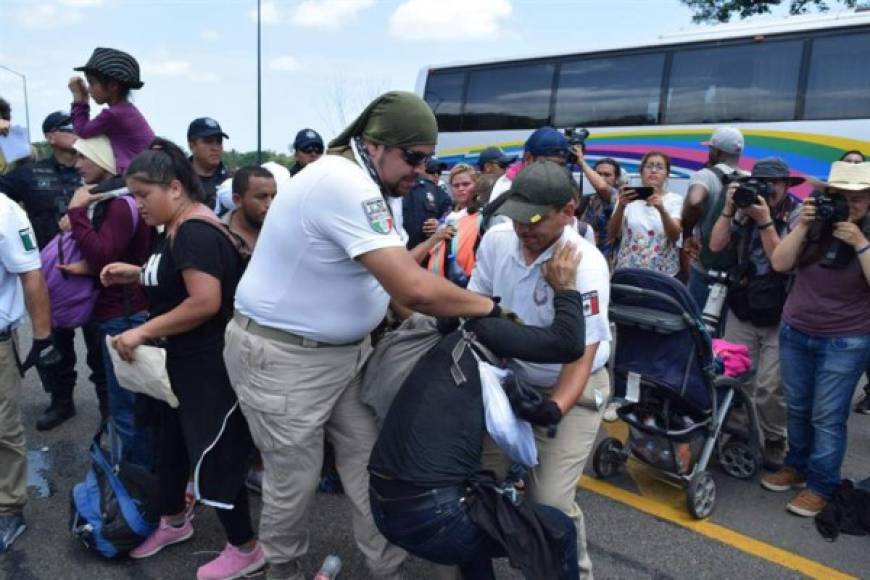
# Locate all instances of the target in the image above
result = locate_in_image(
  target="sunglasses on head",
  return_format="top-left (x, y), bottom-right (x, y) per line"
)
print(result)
top-left (300, 146), bottom-right (323, 155)
top-left (399, 147), bottom-right (434, 168)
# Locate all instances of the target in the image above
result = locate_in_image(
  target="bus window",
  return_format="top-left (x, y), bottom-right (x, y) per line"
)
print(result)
top-left (424, 71), bottom-right (465, 131)
top-left (462, 63), bottom-right (555, 131)
top-left (554, 52), bottom-right (665, 127)
top-left (804, 31), bottom-right (870, 120)
top-left (664, 41), bottom-right (802, 124)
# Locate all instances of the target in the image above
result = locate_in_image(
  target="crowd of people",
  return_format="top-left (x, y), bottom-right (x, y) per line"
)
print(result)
top-left (0, 45), bottom-right (868, 580)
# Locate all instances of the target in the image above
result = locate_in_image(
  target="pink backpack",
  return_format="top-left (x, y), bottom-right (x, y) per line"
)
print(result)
top-left (41, 196), bottom-right (139, 329)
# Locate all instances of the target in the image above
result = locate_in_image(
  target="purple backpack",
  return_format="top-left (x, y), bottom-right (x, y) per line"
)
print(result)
top-left (41, 195), bottom-right (139, 329)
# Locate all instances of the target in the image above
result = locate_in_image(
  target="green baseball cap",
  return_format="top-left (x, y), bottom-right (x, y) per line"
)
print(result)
top-left (496, 160), bottom-right (576, 224)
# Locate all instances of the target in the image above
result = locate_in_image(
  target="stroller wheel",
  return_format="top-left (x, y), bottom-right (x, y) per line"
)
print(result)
top-left (592, 437), bottom-right (624, 479)
top-left (686, 471), bottom-right (716, 519)
top-left (719, 441), bottom-right (759, 480)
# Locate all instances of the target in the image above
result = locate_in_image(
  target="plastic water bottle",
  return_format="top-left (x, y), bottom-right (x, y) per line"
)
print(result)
top-left (314, 555), bottom-right (342, 580)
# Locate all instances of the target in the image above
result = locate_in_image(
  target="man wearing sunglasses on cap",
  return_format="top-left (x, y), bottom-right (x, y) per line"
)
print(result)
top-left (289, 128), bottom-right (324, 177)
top-left (225, 91), bottom-right (516, 580)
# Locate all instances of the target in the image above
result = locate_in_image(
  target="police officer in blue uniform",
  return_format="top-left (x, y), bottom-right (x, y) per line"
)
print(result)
top-left (0, 111), bottom-right (106, 430)
top-left (402, 157), bottom-right (452, 249)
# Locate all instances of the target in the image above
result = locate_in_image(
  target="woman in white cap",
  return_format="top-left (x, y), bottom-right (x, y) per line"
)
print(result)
top-left (763, 161), bottom-right (870, 518)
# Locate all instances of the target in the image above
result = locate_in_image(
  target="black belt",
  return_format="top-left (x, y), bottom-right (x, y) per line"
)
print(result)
top-left (370, 475), bottom-right (467, 514)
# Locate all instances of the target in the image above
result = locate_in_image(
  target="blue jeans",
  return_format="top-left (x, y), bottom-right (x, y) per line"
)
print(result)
top-left (101, 313), bottom-right (153, 469)
top-left (687, 267), bottom-right (710, 313)
top-left (370, 487), bottom-right (579, 579)
top-left (779, 322), bottom-right (870, 498)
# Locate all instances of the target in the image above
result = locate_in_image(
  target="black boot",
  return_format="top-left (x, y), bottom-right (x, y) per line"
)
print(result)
top-left (36, 398), bottom-right (76, 431)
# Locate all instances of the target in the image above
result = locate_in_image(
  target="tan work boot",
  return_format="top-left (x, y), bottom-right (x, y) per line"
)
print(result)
top-left (761, 466), bottom-right (806, 492)
top-left (787, 489), bottom-right (828, 517)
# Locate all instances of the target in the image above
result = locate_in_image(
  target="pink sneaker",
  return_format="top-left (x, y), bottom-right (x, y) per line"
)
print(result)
top-left (129, 517), bottom-right (194, 559)
top-left (197, 542), bottom-right (266, 580)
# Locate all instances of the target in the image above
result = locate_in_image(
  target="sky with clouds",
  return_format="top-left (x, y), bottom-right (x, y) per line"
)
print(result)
top-left (1, 0), bottom-right (793, 153)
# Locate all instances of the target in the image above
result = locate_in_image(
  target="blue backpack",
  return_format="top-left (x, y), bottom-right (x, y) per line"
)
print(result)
top-left (69, 428), bottom-right (158, 558)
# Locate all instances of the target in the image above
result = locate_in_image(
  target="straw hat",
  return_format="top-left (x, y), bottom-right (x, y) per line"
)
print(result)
top-left (808, 161), bottom-right (870, 192)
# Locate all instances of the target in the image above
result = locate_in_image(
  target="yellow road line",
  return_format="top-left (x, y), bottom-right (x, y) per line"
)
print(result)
top-left (578, 475), bottom-right (856, 580)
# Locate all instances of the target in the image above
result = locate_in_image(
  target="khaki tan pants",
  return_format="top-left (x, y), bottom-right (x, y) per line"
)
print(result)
top-left (472, 367), bottom-right (610, 580)
top-left (223, 319), bottom-right (406, 576)
top-left (0, 333), bottom-right (27, 515)
top-left (723, 309), bottom-right (787, 443)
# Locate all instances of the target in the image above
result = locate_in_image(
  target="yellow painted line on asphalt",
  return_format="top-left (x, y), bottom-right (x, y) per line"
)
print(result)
top-left (583, 421), bottom-right (856, 580)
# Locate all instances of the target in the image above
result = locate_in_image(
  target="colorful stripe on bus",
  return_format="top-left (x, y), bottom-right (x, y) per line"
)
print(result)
top-left (437, 128), bottom-right (870, 198)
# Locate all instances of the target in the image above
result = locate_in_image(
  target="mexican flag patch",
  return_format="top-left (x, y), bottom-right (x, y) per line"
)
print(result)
top-left (362, 198), bottom-right (393, 235)
top-left (581, 291), bottom-right (600, 317)
top-left (18, 227), bottom-right (36, 252)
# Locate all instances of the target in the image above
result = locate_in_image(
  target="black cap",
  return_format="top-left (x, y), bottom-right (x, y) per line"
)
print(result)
top-left (187, 117), bottom-right (228, 140)
top-left (746, 157), bottom-right (805, 186)
top-left (478, 146), bottom-right (516, 168)
top-left (496, 160), bottom-right (575, 224)
top-left (425, 157), bottom-right (447, 174)
top-left (42, 111), bottom-right (73, 134)
top-left (74, 47), bottom-right (144, 89)
top-left (293, 128), bottom-right (324, 151)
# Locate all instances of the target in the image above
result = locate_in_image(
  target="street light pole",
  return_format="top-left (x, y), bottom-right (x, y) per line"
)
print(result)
top-left (257, 0), bottom-right (262, 164)
top-left (0, 64), bottom-right (31, 143)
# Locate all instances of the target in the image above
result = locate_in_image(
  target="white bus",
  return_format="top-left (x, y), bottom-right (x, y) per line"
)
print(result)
top-left (416, 8), bottom-right (870, 196)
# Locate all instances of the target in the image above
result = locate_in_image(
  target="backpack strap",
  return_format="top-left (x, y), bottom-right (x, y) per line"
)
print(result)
top-left (169, 207), bottom-right (250, 262)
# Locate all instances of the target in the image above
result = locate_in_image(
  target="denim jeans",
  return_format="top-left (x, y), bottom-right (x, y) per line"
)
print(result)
top-left (779, 322), bottom-right (870, 498)
top-left (687, 267), bottom-right (710, 313)
top-left (101, 313), bottom-right (153, 469)
top-left (370, 487), bottom-right (579, 580)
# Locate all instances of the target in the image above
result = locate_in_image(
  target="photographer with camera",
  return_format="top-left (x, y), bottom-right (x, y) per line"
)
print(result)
top-left (709, 157), bottom-right (804, 469)
top-left (762, 162), bottom-right (870, 518)
top-left (608, 151), bottom-right (683, 275)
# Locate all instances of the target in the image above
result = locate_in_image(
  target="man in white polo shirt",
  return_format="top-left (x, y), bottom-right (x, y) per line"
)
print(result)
top-left (224, 92), bottom-right (508, 580)
top-left (0, 191), bottom-right (54, 553)
top-left (470, 160), bottom-right (611, 580)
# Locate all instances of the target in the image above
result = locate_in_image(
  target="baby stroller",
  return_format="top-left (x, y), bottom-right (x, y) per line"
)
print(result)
top-left (591, 269), bottom-right (760, 519)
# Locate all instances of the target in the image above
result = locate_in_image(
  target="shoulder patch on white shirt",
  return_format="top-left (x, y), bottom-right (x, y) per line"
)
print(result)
top-left (361, 197), bottom-right (393, 235)
top-left (582, 291), bottom-right (600, 316)
top-left (18, 227), bottom-right (37, 252)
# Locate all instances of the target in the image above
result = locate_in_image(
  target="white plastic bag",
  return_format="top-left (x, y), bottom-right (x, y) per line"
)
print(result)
top-left (478, 360), bottom-right (538, 467)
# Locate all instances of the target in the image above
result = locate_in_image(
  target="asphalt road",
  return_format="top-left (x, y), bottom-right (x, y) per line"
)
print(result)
top-left (2, 322), bottom-right (868, 580)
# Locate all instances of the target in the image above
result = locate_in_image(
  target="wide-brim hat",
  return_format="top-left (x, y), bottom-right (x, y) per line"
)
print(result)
top-left (741, 156), bottom-right (805, 186)
top-left (74, 47), bottom-right (144, 89)
top-left (808, 161), bottom-right (870, 192)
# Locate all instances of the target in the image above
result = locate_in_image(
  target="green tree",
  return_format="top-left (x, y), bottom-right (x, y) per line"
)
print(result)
top-left (222, 149), bottom-right (295, 171)
top-left (681, 0), bottom-right (857, 23)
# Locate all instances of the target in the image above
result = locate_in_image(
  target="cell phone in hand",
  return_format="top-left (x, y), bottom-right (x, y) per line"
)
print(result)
top-left (630, 186), bottom-right (655, 200)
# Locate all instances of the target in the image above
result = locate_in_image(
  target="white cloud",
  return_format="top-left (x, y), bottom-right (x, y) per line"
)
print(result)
top-left (201, 29), bottom-right (221, 42)
top-left (251, 0), bottom-right (283, 25)
top-left (191, 71), bottom-right (220, 83)
top-left (268, 56), bottom-right (302, 72)
top-left (389, 0), bottom-right (512, 41)
top-left (291, 0), bottom-right (373, 29)
top-left (16, 4), bottom-right (83, 30)
top-left (58, 0), bottom-right (104, 6)
top-left (140, 59), bottom-right (219, 83)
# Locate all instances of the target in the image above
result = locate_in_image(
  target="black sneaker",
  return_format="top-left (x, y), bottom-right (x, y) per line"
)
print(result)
top-left (855, 392), bottom-right (870, 415)
top-left (0, 513), bottom-right (26, 553)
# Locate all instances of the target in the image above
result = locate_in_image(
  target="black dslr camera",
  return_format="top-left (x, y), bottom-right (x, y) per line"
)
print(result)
top-left (733, 178), bottom-right (774, 209)
top-left (565, 127), bottom-right (590, 164)
top-left (810, 190), bottom-right (852, 269)
top-left (812, 190), bottom-right (850, 226)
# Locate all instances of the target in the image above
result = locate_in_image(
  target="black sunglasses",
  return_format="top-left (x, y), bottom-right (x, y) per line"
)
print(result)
top-left (300, 146), bottom-right (323, 155)
top-left (400, 147), bottom-right (434, 168)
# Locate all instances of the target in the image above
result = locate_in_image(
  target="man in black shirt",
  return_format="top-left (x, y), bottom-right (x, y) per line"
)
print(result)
top-left (369, 243), bottom-right (584, 579)
top-left (187, 117), bottom-right (230, 210)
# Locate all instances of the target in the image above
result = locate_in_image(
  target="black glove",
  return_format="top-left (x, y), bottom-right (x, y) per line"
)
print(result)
top-left (503, 376), bottom-right (562, 430)
top-left (20, 336), bottom-right (61, 375)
